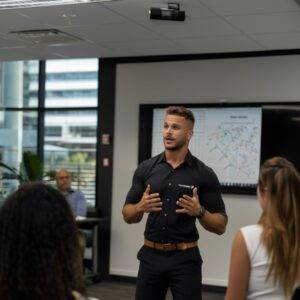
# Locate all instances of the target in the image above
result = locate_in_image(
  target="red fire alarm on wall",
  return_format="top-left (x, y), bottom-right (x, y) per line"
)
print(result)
top-left (103, 158), bottom-right (110, 167)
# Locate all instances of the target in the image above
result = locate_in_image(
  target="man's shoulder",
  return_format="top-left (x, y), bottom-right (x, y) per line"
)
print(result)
top-left (137, 153), bottom-right (163, 169)
top-left (190, 154), bottom-right (218, 178)
top-left (133, 153), bottom-right (163, 180)
top-left (191, 154), bottom-right (210, 170)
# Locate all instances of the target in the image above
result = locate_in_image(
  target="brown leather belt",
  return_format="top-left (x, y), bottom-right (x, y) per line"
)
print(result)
top-left (144, 239), bottom-right (198, 251)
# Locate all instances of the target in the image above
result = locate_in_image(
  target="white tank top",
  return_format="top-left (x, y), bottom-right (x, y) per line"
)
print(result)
top-left (241, 224), bottom-right (286, 300)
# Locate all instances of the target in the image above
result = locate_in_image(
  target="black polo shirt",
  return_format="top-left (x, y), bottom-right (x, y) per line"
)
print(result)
top-left (125, 151), bottom-right (226, 243)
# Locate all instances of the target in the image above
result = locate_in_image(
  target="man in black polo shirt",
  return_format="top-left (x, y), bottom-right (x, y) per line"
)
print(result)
top-left (122, 106), bottom-right (227, 300)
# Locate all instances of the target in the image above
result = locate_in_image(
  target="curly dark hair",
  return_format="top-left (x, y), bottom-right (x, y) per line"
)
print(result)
top-left (0, 182), bottom-right (85, 300)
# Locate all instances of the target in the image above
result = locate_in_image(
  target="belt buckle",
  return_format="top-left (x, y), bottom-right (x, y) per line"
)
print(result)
top-left (180, 243), bottom-right (188, 250)
top-left (162, 243), bottom-right (174, 251)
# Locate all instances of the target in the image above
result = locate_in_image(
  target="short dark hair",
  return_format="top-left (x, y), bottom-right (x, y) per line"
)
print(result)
top-left (165, 106), bottom-right (195, 125)
top-left (0, 182), bottom-right (85, 300)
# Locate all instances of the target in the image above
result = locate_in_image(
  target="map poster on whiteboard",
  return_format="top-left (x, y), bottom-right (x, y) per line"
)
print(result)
top-left (152, 107), bottom-right (262, 188)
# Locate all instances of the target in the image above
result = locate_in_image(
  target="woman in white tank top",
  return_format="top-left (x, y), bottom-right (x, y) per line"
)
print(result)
top-left (225, 157), bottom-right (300, 300)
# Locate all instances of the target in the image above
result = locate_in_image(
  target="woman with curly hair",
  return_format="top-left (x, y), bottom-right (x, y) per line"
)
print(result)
top-left (225, 157), bottom-right (300, 300)
top-left (0, 182), bottom-right (86, 300)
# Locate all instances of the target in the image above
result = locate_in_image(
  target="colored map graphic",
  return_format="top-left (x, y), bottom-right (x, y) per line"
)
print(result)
top-left (152, 107), bottom-right (262, 186)
top-left (204, 121), bottom-right (261, 184)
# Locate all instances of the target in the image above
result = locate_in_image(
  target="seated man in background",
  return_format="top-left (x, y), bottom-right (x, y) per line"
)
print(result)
top-left (56, 169), bottom-right (87, 217)
top-left (56, 169), bottom-right (91, 271)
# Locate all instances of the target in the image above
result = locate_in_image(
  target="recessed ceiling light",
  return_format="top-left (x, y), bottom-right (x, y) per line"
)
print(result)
top-left (0, 0), bottom-right (118, 10)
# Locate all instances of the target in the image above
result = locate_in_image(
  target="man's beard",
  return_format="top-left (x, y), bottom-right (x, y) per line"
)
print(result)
top-left (164, 138), bottom-right (186, 151)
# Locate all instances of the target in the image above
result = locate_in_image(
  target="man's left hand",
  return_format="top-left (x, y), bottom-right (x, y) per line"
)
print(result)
top-left (176, 187), bottom-right (201, 217)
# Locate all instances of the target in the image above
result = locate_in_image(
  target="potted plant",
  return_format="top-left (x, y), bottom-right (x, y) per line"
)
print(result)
top-left (0, 151), bottom-right (56, 189)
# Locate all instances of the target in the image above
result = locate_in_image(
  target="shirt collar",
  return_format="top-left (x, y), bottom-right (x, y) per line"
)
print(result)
top-left (157, 152), bottom-right (165, 164)
top-left (185, 151), bottom-right (194, 166)
top-left (158, 151), bottom-right (194, 167)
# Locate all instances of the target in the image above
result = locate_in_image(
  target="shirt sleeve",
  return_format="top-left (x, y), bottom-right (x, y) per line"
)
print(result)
top-left (125, 166), bottom-right (146, 205)
top-left (76, 192), bottom-right (87, 217)
top-left (200, 168), bottom-right (227, 216)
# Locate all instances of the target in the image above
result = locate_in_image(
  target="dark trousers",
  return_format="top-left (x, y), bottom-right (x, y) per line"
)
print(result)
top-left (135, 246), bottom-right (202, 300)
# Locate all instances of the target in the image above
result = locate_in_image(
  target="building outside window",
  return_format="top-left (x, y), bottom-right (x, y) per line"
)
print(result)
top-left (43, 59), bottom-right (98, 207)
top-left (0, 61), bottom-right (38, 201)
top-left (0, 59), bottom-right (98, 207)
top-left (45, 126), bottom-right (62, 137)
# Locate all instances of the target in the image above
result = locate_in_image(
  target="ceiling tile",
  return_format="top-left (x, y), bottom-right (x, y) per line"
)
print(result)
top-left (0, 10), bottom-right (43, 34)
top-left (99, 47), bottom-right (194, 58)
top-left (0, 0), bottom-right (299, 60)
top-left (140, 17), bottom-right (241, 39)
top-left (251, 32), bottom-right (300, 49)
top-left (50, 43), bottom-right (108, 57)
top-left (0, 35), bottom-right (30, 48)
top-left (102, 0), bottom-right (215, 21)
top-left (63, 23), bottom-right (163, 42)
top-left (0, 47), bottom-right (35, 61)
top-left (18, 3), bottom-right (127, 27)
top-left (175, 35), bottom-right (265, 53)
top-left (199, 0), bottom-right (300, 16)
top-left (225, 12), bottom-right (300, 34)
top-left (100, 39), bottom-right (178, 51)
top-left (23, 43), bottom-right (104, 59)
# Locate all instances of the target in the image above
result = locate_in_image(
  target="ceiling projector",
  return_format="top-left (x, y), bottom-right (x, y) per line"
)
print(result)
top-left (149, 3), bottom-right (185, 21)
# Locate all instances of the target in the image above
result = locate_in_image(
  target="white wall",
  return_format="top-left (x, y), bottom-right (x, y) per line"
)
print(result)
top-left (110, 55), bottom-right (300, 286)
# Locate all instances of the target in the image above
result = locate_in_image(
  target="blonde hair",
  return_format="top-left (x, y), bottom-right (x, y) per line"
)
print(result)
top-left (258, 157), bottom-right (300, 296)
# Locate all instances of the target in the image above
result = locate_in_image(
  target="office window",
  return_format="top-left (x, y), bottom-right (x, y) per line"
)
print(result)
top-left (46, 90), bottom-right (97, 98)
top-left (45, 58), bottom-right (98, 108)
top-left (47, 72), bottom-right (98, 81)
top-left (0, 58), bottom-right (99, 208)
top-left (44, 58), bottom-right (98, 207)
top-left (0, 110), bottom-right (38, 201)
top-left (0, 61), bottom-right (39, 108)
top-left (69, 126), bottom-right (97, 137)
top-left (45, 126), bottom-right (62, 137)
top-left (0, 60), bottom-right (38, 204)
top-left (44, 110), bottom-right (97, 207)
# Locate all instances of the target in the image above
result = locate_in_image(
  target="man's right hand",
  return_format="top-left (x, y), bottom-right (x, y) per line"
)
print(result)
top-left (136, 185), bottom-right (162, 213)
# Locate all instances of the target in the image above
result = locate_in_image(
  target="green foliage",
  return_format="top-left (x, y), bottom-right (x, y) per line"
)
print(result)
top-left (0, 161), bottom-right (22, 181)
top-left (69, 152), bottom-right (88, 163)
top-left (45, 170), bottom-right (57, 180)
top-left (22, 151), bottom-right (44, 181)
top-left (0, 151), bottom-right (56, 183)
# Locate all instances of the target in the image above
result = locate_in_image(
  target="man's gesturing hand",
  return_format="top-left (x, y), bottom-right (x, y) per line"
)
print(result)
top-left (176, 187), bottom-right (201, 217)
top-left (136, 185), bottom-right (162, 213)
